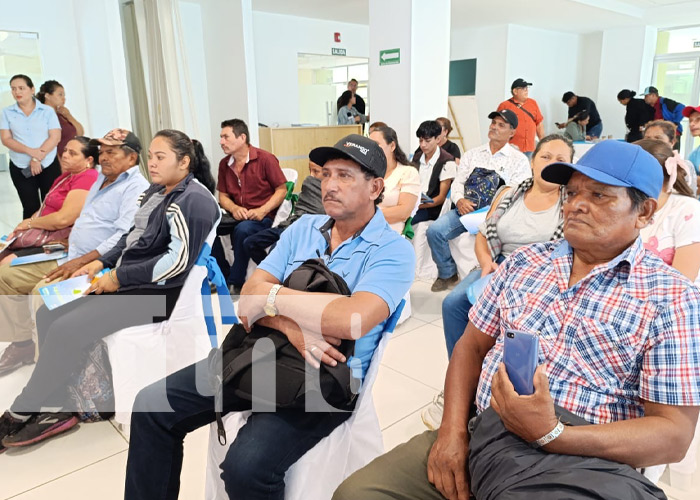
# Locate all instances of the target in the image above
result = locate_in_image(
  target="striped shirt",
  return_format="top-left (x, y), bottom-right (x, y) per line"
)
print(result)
top-left (469, 237), bottom-right (700, 424)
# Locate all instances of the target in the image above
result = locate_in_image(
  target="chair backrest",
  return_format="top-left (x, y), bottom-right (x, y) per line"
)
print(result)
top-left (281, 168), bottom-right (298, 185)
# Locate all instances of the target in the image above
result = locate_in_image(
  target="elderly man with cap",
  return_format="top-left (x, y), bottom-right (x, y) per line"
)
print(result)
top-left (0, 128), bottom-right (148, 377)
top-left (497, 78), bottom-right (545, 157)
top-left (0, 127), bottom-right (220, 452)
top-left (122, 134), bottom-right (414, 500)
top-left (426, 109), bottom-right (531, 292)
top-left (642, 86), bottom-right (686, 151)
top-left (334, 140), bottom-right (700, 500)
top-left (683, 104), bottom-right (700, 188)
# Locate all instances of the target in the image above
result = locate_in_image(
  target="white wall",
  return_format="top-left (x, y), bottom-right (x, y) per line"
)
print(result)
top-left (252, 11), bottom-right (370, 128)
top-left (0, 0), bottom-right (131, 138)
top-left (409, 0), bottom-right (450, 152)
top-left (506, 25), bottom-right (580, 138)
top-left (597, 26), bottom-right (657, 139)
top-left (576, 32), bottom-right (603, 101)
top-left (450, 25), bottom-right (509, 144)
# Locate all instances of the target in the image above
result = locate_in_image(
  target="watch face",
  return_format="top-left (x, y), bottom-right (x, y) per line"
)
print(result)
top-left (263, 304), bottom-right (277, 317)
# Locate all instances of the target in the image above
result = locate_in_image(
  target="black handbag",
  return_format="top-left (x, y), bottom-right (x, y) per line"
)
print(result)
top-left (208, 258), bottom-right (358, 444)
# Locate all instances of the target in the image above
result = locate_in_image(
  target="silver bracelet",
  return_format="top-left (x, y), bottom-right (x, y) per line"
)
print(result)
top-left (531, 420), bottom-right (565, 448)
top-left (108, 269), bottom-right (118, 285)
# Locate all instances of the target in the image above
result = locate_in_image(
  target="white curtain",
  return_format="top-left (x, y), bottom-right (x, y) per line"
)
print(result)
top-left (132, 0), bottom-right (199, 137)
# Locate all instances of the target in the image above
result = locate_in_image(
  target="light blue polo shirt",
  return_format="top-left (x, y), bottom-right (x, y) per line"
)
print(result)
top-left (65, 166), bottom-right (150, 263)
top-left (689, 145), bottom-right (700, 176)
top-left (258, 209), bottom-right (415, 379)
top-left (0, 99), bottom-right (61, 168)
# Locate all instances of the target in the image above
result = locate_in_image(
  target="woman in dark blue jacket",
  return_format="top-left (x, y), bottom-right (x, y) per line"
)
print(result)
top-left (0, 129), bottom-right (220, 451)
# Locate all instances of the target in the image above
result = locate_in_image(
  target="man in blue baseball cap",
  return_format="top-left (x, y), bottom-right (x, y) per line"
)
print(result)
top-left (333, 140), bottom-right (700, 500)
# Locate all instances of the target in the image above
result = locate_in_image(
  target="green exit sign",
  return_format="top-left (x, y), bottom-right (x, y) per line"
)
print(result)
top-left (379, 48), bottom-right (400, 66)
top-left (332, 48), bottom-right (346, 56)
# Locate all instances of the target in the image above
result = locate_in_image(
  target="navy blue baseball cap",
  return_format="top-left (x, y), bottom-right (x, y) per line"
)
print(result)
top-left (541, 140), bottom-right (663, 199)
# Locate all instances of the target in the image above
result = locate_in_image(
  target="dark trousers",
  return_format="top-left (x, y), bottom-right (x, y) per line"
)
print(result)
top-left (9, 158), bottom-right (62, 219)
top-left (212, 217), bottom-right (273, 286)
top-left (125, 358), bottom-right (352, 500)
top-left (244, 226), bottom-right (284, 265)
top-left (11, 287), bottom-right (181, 414)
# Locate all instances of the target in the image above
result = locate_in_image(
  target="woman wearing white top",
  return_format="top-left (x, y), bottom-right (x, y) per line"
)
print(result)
top-left (369, 126), bottom-right (420, 233)
top-left (337, 90), bottom-right (367, 126)
top-left (636, 139), bottom-right (700, 281)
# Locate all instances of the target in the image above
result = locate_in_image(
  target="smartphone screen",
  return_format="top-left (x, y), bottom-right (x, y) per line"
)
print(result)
top-left (503, 329), bottom-right (539, 396)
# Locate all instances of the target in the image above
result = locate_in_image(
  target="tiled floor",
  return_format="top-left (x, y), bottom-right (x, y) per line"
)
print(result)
top-left (0, 171), bottom-right (697, 499)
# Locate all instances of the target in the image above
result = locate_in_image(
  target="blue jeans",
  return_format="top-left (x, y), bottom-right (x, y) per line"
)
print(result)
top-left (213, 218), bottom-right (273, 286)
top-left (426, 208), bottom-right (466, 279)
top-left (442, 255), bottom-right (505, 359)
top-left (442, 268), bottom-right (480, 359)
top-left (587, 122), bottom-right (603, 138)
top-left (125, 359), bottom-right (351, 500)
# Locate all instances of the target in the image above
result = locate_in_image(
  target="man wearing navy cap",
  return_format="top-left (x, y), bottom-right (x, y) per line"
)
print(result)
top-left (497, 78), bottom-right (545, 156)
top-left (124, 134), bottom-right (415, 499)
top-left (334, 140), bottom-right (700, 500)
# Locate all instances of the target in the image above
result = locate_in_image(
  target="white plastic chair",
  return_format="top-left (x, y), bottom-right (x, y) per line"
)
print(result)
top-left (412, 195), bottom-right (452, 281)
top-left (105, 209), bottom-right (235, 427)
top-left (271, 168), bottom-right (299, 228)
top-left (204, 300), bottom-right (406, 500)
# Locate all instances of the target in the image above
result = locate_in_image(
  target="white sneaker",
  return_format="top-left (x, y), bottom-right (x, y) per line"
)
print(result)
top-left (421, 391), bottom-right (444, 430)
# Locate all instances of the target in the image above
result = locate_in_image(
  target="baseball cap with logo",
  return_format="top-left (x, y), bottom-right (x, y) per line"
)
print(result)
top-left (511, 78), bottom-right (532, 90)
top-left (89, 128), bottom-right (142, 154)
top-left (309, 134), bottom-right (387, 178)
top-left (488, 109), bottom-right (518, 129)
top-left (541, 140), bottom-right (662, 199)
top-left (640, 86), bottom-right (659, 96)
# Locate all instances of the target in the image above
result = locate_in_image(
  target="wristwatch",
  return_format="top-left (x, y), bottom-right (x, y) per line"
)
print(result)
top-left (531, 420), bottom-right (565, 448)
top-left (263, 284), bottom-right (283, 317)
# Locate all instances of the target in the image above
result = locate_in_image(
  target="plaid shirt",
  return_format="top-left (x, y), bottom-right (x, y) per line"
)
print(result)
top-left (469, 237), bottom-right (700, 425)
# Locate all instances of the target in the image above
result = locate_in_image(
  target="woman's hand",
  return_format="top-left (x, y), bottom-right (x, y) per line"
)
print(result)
top-left (481, 261), bottom-right (499, 278)
top-left (30, 159), bottom-right (42, 176)
top-left (86, 270), bottom-right (119, 295)
top-left (56, 106), bottom-right (72, 119)
top-left (14, 218), bottom-right (33, 232)
top-left (73, 260), bottom-right (104, 280)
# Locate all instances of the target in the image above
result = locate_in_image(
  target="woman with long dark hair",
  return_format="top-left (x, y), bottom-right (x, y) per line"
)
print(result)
top-left (0, 129), bottom-right (220, 451)
top-left (618, 89), bottom-right (654, 142)
top-left (337, 90), bottom-right (367, 125)
top-left (0, 75), bottom-right (62, 218)
top-left (370, 125), bottom-right (420, 233)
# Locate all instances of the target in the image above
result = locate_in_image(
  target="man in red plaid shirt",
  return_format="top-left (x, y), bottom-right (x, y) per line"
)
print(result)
top-left (334, 140), bottom-right (700, 500)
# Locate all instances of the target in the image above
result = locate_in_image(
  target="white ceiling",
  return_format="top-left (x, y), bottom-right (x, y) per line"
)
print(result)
top-left (252, 0), bottom-right (700, 34)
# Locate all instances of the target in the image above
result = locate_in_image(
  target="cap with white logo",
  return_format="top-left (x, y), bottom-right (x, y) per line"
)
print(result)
top-left (309, 134), bottom-right (387, 178)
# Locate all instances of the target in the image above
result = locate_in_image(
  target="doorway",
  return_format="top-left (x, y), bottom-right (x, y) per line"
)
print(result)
top-left (297, 53), bottom-right (369, 126)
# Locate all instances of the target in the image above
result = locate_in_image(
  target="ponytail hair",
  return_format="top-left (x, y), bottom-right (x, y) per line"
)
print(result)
top-left (36, 80), bottom-right (63, 104)
top-left (70, 136), bottom-right (99, 167)
top-left (617, 89), bottom-right (636, 100)
top-left (154, 129), bottom-right (216, 194)
top-left (191, 139), bottom-right (216, 193)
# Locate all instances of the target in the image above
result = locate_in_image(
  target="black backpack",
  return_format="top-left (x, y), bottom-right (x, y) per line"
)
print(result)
top-left (208, 258), bottom-right (358, 444)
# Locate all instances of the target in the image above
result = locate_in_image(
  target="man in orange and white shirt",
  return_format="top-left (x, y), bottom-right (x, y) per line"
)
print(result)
top-left (497, 78), bottom-right (544, 157)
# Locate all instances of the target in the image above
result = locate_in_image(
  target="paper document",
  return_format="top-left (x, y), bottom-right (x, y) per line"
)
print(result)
top-left (459, 205), bottom-right (490, 234)
top-left (38, 269), bottom-right (109, 310)
top-left (11, 251), bottom-right (68, 266)
top-left (0, 236), bottom-right (16, 252)
top-left (467, 273), bottom-right (493, 304)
